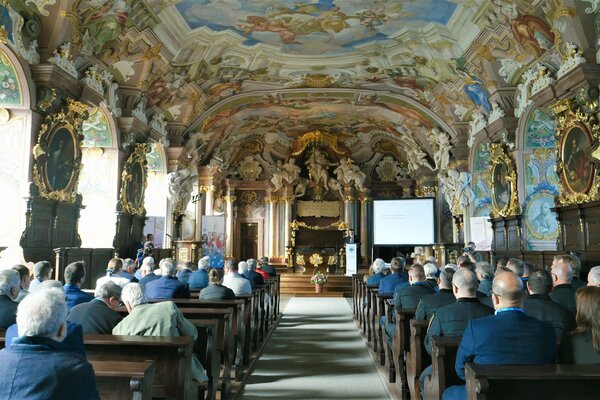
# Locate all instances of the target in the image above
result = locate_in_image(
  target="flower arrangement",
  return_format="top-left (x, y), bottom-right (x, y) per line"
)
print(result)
top-left (310, 271), bottom-right (328, 285)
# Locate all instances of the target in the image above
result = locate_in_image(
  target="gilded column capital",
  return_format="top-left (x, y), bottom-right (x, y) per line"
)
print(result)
top-left (283, 195), bottom-right (295, 204)
top-left (264, 197), bottom-right (275, 205)
top-left (343, 194), bottom-right (355, 203)
top-left (199, 185), bottom-right (215, 194)
top-left (223, 195), bottom-right (237, 203)
top-left (359, 196), bottom-right (372, 204)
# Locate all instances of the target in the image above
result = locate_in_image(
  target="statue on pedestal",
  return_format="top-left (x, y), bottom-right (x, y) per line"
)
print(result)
top-left (334, 158), bottom-right (366, 189)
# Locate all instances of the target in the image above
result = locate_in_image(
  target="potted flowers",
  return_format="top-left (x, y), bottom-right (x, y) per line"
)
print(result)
top-left (310, 271), bottom-right (328, 293)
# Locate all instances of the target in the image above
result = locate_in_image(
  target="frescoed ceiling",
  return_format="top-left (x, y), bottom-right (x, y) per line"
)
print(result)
top-left (173, 0), bottom-right (458, 55)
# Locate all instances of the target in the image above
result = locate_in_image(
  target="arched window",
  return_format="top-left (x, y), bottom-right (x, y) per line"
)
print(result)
top-left (144, 143), bottom-right (167, 248)
top-left (78, 107), bottom-right (119, 247)
top-left (0, 46), bottom-right (32, 254)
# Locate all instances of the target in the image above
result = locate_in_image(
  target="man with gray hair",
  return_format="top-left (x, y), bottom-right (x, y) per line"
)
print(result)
top-left (588, 266), bottom-right (600, 286)
top-left (28, 260), bottom-right (53, 292)
top-left (242, 258), bottom-right (265, 289)
top-left (423, 262), bottom-right (439, 291)
top-left (258, 256), bottom-right (277, 276)
top-left (365, 258), bottom-right (387, 285)
top-left (0, 288), bottom-right (100, 399)
top-left (476, 261), bottom-right (494, 297)
top-left (223, 259), bottom-right (252, 296)
top-left (550, 255), bottom-right (577, 314)
top-left (113, 283), bottom-right (207, 383)
top-left (138, 257), bottom-right (160, 287)
top-left (146, 258), bottom-right (191, 299)
top-left (0, 269), bottom-right (20, 329)
top-left (189, 256), bottom-right (209, 289)
top-left (68, 281), bottom-right (123, 334)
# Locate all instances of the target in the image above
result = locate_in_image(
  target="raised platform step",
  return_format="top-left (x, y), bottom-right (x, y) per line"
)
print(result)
top-left (279, 273), bottom-right (352, 297)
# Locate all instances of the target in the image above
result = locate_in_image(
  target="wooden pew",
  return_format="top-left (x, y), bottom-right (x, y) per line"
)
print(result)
top-left (189, 318), bottom-right (220, 400)
top-left (393, 308), bottom-right (416, 396)
top-left (91, 360), bottom-right (155, 400)
top-left (236, 294), bottom-right (254, 367)
top-left (84, 335), bottom-right (196, 400)
top-left (424, 336), bottom-right (462, 400)
top-left (376, 292), bottom-right (393, 366)
top-left (367, 286), bottom-right (379, 345)
top-left (150, 298), bottom-right (246, 380)
top-left (406, 319), bottom-right (431, 400)
top-left (465, 363), bottom-right (600, 400)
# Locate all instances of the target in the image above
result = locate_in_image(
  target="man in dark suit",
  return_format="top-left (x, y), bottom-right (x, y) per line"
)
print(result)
top-left (146, 258), bottom-right (191, 299)
top-left (68, 281), bottom-right (123, 334)
top-left (242, 258), bottom-right (265, 289)
top-left (550, 255), bottom-right (577, 314)
top-left (524, 269), bottom-right (574, 340)
top-left (475, 262), bottom-right (494, 297)
top-left (415, 267), bottom-right (456, 320)
top-left (199, 269), bottom-right (236, 300)
top-left (570, 253), bottom-right (586, 290)
top-left (189, 256), bottom-right (210, 289)
top-left (420, 269), bottom-right (493, 392)
top-left (0, 269), bottom-right (20, 330)
top-left (393, 264), bottom-right (435, 310)
top-left (63, 261), bottom-right (93, 310)
top-left (443, 271), bottom-right (557, 400)
top-left (138, 258), bottom-right (160, 287)
top-left (378, 256), bottom-right (408, 294)
top-left (344, 228), bottom-right (360, 244)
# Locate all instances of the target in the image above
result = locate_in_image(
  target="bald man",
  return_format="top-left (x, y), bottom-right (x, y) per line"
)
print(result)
top-left (550, 255), bottom-right (576, 314)
top-left (443, 272), bottom-right (556, 400)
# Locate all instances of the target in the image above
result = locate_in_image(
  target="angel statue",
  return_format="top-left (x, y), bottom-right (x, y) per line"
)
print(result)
top-left (271, 158), bottom-right (301, 191)
top-left (432, 128), bottom-right (452, 171)
top-left (439, 169), bottom-right (475, 214)
top-left (167, 168), bottom-right (195, 211)
top-left (334, 158), bottom-right (366, 189)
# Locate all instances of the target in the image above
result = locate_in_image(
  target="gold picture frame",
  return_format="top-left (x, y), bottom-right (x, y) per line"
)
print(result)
top-left (551, 99), bottom-right (600, 206)
top-left (32, 99), bottom-right (88, 203)
top-left (119, 143), bottom-right (148, 215)
top-left (487, 143), bottom-right (520, 218)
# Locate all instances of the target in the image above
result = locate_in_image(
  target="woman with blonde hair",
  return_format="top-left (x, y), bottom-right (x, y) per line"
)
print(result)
top-left (559, 286), bottom-right (600, 364)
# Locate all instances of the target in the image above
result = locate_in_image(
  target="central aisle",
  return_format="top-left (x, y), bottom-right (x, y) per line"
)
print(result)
top-left (240, 297), bottom-right (391, 399)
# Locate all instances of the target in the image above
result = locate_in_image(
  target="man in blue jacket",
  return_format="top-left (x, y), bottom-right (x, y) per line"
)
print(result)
top-left (443, 271), bottom-right (556, 400)
top-left (146, 258), bottom-right (190, 299)
top-left (378, 256), bottom-right (408, 294)
top-left (63, 261), bottom-right (93, 310)
top-left (189, 256), bottom-right (210, 290)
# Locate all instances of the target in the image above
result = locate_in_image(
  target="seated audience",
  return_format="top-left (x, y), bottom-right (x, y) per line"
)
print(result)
top-left (28, 260), bottom-right (52, 292)
top-left (63, 261), bottom-right (93, 310)
top-left (570, 253), bottom-right (586, 290)
top-left (113, 283), bottom-right (207, 382)
top-left (506, 257), bottom-right (525, 282)
top-left (146, 258), bottom-right (191, 299)
top-left (121, 258), bottom-right (137, 282)
top-left (0, 288), bottom-right (99, 400)
top-left (415, 267), bottom-right (456, 320)
top-left (457, 256), bottom-right (475, 272)
top-left (550, 255), bottom-right (577, 314)
top-left (68, 281), bottom-right (123, 334)
top-left (255, 261), bottom-right (271, 280)
top-left (96, 257), bottom-right (130, 288)
top-left (176, 261), bottom-right (194, 284)
top-left (0, 269), bottom-right (20, 330)
top-left (423, 262), bottom-right (439, 291)
top-left (559, 286), bottom-right (600, 364)
top-left (200, 269), bottom-right (236, 300)
top-left (365, 258), bottom-right (387, 286)
top-left (588, 266), bottom-right (600, 287)
top-left (12, 264), bottom-right (31, 302)
top-left (496, 258), bottom-right (508, 271)
top-left (138, 257), bottom-right (160, 287)
top-left (258, 256), bottom-right (277, 276)
top-left (189, 256), bottom-right (210, 289)
top-left (523, 261), bottom-right (534, 284)
top-left (378, 256), bottom-right (408, 294)
top-left (223, 259), bottom-right (252, 296)
top-left (443, 271), bottom-right (557, 400)
top-left (393, 265), bottom-right (435, 310)
top-left (475, 261), bottom-right (494, 297)
top-left (243, 258), bottom-right (265, 289)
top-left (420, 269), bottom-right (493, 392)
top-left (6, 280), bottom-right (85, 356)
top-left (135, 240), bottom-right (154, 266)
top-left (524, 269), bottom-right (574, 340)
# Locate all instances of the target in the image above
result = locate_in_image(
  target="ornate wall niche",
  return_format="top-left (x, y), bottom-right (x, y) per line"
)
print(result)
top-left (32, 99), bottom-right (87, 202)
top-left (551, 99), bottom-right (600, 206)
top-left (487, 143), bottom-right (520, 218)
top-left (119, 143), bottom-right (148, 216)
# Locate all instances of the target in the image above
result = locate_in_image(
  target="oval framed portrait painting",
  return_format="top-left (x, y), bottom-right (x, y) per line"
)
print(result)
top-left (487, 143), bottom-right (520, 218)
top-left (492, 161), bottom-right (510, 211)
top-left (45, 126), bottom-right (77, 192)
top-left (119, 143), bottom-right (148, 215)
top-left (127, 159), bottom-right (145, 210)
top-left (559, 123), bottom-right (595, 195)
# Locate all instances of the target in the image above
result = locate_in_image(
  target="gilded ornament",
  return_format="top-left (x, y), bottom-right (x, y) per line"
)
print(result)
top-left (118, 143), bottom-right (148, 215)
top-left (486, 143), bottom-right (521, 218)
top-left (295, 253), bottom-right (305, 266)
top-left (290, 220), bottom-right (348, 231)
top-left (309, 253), bottom-right (324, 267)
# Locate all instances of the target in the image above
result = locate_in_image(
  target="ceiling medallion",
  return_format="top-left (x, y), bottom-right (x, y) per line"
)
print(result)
top-left (238, 154), bottom-right (262, 181)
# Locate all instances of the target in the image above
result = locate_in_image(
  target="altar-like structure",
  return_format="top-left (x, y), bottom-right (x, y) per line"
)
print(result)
top-left (288, 220), bottom-right (346, 273)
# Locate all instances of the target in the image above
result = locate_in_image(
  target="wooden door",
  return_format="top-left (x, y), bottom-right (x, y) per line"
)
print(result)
top-left (240, 222), bottom-right (258, 260)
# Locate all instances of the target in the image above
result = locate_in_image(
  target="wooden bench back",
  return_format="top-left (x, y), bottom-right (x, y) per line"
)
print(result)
top-left (425, 335), bottom-right (462, 400)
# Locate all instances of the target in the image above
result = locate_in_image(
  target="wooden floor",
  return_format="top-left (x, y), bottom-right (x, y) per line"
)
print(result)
top-left (279, 273), bottom-right (353, 297)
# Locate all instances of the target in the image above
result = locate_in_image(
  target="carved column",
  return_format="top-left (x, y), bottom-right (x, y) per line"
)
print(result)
top-left (264, 197), bottom-right (274, 257)
top-left (194, 189), bottom-right (205, 242)
top-left (223, 194), bottom-right (236, 258)
top-left (359, 192), bottom-right (371, 262)
top-left (204, 185), bottom-right (215, 216)
top-left (283, 194), bottom-right (294, 250)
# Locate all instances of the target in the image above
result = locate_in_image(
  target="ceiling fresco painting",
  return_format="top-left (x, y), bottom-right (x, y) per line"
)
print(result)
top-left (175, 0), bottom-right (458, 55)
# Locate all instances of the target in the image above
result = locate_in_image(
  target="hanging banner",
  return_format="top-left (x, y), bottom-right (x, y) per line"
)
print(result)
top-left (345, 243), bottom-right (357, 276)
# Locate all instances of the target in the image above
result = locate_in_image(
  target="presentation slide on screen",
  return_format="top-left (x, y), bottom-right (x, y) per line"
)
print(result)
top-left (373, 199), bottom-right (435, 245)
top-left (469, 216), bottom-right (493, 251)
